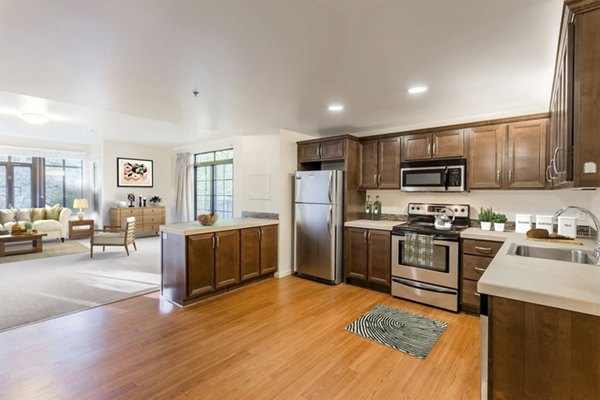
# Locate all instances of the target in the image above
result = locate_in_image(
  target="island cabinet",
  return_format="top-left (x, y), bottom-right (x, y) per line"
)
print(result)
top-left (345, 227), bottom-right (391, 290)
top-left (240, 225), bottom-right (278, 281)
top-left (358, 137), bottom-right (401, 189)
top-left (486, 296), bottom-right (600, 399)
top-left (401, 129), bottom-right (465, 161)
top-left (161, 219), bottom-right (278, 307)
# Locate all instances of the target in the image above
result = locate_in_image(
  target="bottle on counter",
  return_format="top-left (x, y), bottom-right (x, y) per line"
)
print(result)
top-left (373, 195), bottom-right (382, 221)
top-left (364, 195), bottom-right (373, 220)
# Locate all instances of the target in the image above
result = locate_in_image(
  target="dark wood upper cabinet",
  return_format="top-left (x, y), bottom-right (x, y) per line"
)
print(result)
top-left (468, 124), bottom-right (506, 189)
top-left (402, 130), bottom-right (465, 161)
top-left (507, 120), bottom-right (547, 189)
top-left (298, 138), bottom-right (345, 163)
top-left (468, 120), bottom-right (547, 190)
top-left (214, 230), bottom-right (240, 289)
top-left (358, 137), bottom-right (400, 189)
top-left (187, 234), bottom-right (215, 297)
top-left (260, 225), bottom-right (278, 275)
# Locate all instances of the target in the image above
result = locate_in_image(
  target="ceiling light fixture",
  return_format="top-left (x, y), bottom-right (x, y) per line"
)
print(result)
top-left (408, 86), bottom-right (428, 94)
top-left (328, 104), bottom-right (344, 112)
top-left (21, 112), bottom-right (50, 124)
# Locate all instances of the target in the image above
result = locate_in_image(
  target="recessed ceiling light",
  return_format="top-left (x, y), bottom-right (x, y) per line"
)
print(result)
top-left (408, 86), bottom-right (428, 94)
top-left (21, 112), bottom-right (50, 124)
top-left (328, 104), bottom-right (344, 112)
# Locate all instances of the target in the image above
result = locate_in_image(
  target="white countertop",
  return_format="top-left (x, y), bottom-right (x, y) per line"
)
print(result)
top-left (465, 228), bottom-right (600, 316)
top-left (344, 219), bottom-right (404, 231)
top-left (160, 218), bottom-right (278, 236)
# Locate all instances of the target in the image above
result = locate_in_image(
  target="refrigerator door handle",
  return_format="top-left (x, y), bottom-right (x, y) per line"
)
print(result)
top-left (327, 206), bottom-right (333, 235)
top-left (328, 172), bottom-right (333, 203)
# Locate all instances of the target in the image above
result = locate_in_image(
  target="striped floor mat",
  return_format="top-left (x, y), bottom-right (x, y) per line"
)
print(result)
top-left (345, 304), bottom-right (447, 360)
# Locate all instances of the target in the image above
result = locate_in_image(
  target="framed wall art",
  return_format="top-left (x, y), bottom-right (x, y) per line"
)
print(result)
top-left (117, 157), bottom-right (154, 187)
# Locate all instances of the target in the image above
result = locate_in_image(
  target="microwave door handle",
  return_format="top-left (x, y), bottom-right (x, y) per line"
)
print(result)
top-left (443, 166), bottom-right (449, 191)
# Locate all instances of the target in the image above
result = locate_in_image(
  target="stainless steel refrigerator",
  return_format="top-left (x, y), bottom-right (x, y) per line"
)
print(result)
top-left (293, 170), bottom-right (343, 284)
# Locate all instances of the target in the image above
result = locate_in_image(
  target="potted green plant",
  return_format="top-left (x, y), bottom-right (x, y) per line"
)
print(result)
top-left (149, 195), bottom-right (162, 206)
top-left (24, 221), bottom-right (33, 232)
top-left (478, 207), bottom-right (494, 231)
top-left (493, 213), bottom-right (507, 232)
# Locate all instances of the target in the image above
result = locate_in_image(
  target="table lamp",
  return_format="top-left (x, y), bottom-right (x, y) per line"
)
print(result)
top-left (73, 198), bottom-right (89, 221)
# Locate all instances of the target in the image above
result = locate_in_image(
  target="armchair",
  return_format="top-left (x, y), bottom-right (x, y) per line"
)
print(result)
top-left (90, 216), bottom-right (137, 258)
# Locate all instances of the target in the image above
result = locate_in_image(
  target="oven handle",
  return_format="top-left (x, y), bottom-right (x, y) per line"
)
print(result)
top-left (392, 277), bottom-right (456, 294)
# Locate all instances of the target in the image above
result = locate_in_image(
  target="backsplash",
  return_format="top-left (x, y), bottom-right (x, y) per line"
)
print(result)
top-left (241, 211), bottom-right (279, 220)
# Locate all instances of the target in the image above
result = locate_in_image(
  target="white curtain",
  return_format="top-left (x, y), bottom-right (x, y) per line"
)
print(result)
top-left (174, 153), bottom-right (193, 222)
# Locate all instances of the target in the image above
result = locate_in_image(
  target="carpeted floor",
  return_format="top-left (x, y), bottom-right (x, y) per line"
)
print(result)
top-left (0, 241), bottom-right (88, 264)
top-left (0, 236), bottom-right (161, 332)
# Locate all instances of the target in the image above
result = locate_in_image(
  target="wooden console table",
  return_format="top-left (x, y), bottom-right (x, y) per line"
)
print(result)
top-left (69, 219), bottom-right (94, 239)
top-left (0, 233), bottom-right (48, 257)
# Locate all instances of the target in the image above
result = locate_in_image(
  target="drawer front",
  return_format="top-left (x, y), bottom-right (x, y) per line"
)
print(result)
top-left (143, 215), bottom-right (164, 224)
top-left (121, 208), bottom-right (144, 217)
top-left (461, 279), bottom-right (481, 311)
top-left (141, 224), bottom-right (161, 234)
top-left (462, 254), bottom-right (493, 281)
top-left (143, 207), bottom-right (164, 216)
top-left (463, 239), bottom-right (503, 257)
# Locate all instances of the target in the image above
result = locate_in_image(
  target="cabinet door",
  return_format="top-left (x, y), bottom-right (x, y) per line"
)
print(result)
top-left (320, 139), bottom-right (345, 160)
top-left (240, 228), bottom-right (260, 281)
top-left (378, 137), bottom-right (401, 189)
top-left (215, 230), bottom-right (241, 289)
top-left (507, 120), bottom-right (547, 189)
top-left (402, 133), bottom-right (431, 160)
top-left (367, 230), bottom-right (391, 287)
top-left (260, 225), bottom-right (278, 275)
top-left (187, 234), bottom-right (215, 297)
top-left (468, 125), bottom-right (506, 189)
top-left (345, 228), bottom-right (368, 280)
top-left (432, 129), bottom-right (465, 159)
top-left (359, 140), bottom-right (379, 189)
top-left (298, 142), bottom-right (321, 162)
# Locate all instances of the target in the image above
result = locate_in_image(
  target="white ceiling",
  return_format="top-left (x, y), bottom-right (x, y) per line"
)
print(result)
top-left (0, 0), bottom-right (563, 146)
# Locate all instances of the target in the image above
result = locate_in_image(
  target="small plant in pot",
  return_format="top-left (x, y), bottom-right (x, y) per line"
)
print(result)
top-left (478, 207), bottom-right (494, 231)
top-left (493, 213), bottom-right (508, 232)
top-left (149, 195), bottom-right (162, 206)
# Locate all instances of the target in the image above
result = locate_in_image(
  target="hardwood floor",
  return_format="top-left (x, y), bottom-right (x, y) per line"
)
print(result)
top-left (0, 276), bottom-right (480, 399)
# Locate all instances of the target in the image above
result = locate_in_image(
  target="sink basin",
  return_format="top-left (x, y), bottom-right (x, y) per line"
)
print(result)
top-left (507, 244), bottom-right (598, 265)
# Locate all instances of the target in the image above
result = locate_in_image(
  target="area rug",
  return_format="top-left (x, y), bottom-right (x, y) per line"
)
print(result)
top-left (0, 237), bottom-right (160, 332)
top-left (0, 241), bottom-right (88, 264)
top-left (346, 304), bottom-right (448, 359)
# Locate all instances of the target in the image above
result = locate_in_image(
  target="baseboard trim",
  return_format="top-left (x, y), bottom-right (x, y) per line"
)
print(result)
top-left (275, 269), bottom-right (292, 279)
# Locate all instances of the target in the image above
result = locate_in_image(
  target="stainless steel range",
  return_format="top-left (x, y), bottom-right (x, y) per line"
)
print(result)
top-left (391, 202), bottom-right (470, 312)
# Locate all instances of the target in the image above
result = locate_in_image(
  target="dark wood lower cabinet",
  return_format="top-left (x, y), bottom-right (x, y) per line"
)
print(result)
top-left (187, 233), bottom-right (215, 297)
top-left (488, 296), bottom-right (600, 399)
top-left (215, 230), bottom-right (240, 289)
top-left (345, 227), bottom-right (390, 290)
top-left (161, 223), bottom-right (278, 306)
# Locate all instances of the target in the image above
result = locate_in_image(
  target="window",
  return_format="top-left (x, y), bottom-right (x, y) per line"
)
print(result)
top-left (45, 158), bottom-right (84, 207)
top-left (194, 149), bottom-right (233, 218)
top-left (0, 155), bottom-right (84, 209)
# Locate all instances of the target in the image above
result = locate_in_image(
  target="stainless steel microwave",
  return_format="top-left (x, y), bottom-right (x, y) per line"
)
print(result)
top-left (400, 159), bottom-right (467, 192)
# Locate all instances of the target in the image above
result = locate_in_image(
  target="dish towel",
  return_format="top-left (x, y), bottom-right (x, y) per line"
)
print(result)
top-left (403, 232), bottom-right (434, 268)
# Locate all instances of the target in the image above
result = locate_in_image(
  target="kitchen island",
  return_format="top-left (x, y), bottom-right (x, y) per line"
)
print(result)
top-left (463, 228), bottom-right (600, 399)
top-left (161, 218), bottom-right (278, 306)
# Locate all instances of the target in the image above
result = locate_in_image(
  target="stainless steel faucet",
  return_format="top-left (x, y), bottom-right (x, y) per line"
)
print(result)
top-left (553, 206), bottom-right (600, 263)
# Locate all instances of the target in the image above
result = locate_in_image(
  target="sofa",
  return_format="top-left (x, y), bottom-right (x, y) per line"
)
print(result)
top-left (0, 206), bottom-right (72, 241)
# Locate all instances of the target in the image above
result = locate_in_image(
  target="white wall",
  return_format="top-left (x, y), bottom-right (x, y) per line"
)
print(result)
top-left (101, 140), bottom-right (173, 224)
top-left (367, 188), bottom-right (598, 225)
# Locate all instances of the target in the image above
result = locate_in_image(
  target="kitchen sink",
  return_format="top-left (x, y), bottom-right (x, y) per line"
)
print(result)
top-left (507, 244), bottom-right (598, 265)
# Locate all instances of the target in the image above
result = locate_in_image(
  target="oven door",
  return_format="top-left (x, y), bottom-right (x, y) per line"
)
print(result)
top-left (391, 234), bottom-right (459, 289)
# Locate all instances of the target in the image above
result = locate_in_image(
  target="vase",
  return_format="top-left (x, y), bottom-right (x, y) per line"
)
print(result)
top-left (480, 221), bottom-right (492, 231)
top-left (494, 222), bottom-right (505, 232)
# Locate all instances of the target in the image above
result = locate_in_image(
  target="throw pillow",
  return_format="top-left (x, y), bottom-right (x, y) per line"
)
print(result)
top-left (44, 204), bottom-right (63, 221)
top-left (17, 208), bottom-right (32, 222)
top-left (31, 208), bottom-right (45, 221)
top-left (0, 209), bottom-right (16, 224)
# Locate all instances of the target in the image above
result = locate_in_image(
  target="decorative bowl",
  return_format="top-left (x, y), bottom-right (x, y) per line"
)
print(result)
top-left (197, 213), bottom-right (218, 226)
